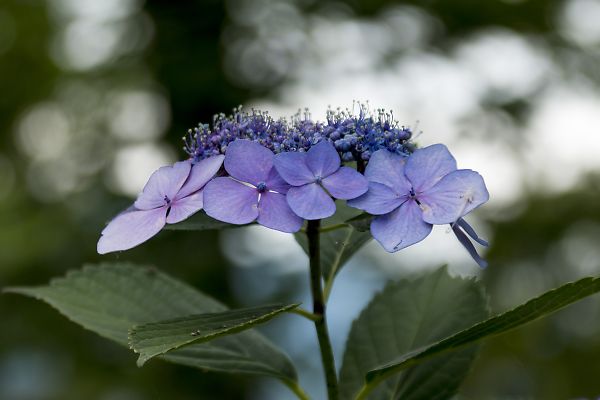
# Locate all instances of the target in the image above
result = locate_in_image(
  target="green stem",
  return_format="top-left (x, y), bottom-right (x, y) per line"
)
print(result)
top-left (290, 307), bottom-right (321, 322)
top-left (283, 379), bottom-right (311, 400)
top-left (357, 158), bottom-right (366, 174)
top-left (307, 219), bottom-right (339, 400)
top-left (354, 375), bottom-right (385, 400)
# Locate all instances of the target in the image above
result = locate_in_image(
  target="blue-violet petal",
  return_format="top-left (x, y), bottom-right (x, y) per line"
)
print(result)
top-left (203, 177), bottom-right (259, 224)
top-left (370, 199), bottom-right (432, 252)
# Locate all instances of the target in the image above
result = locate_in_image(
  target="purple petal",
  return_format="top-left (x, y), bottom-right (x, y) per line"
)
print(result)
top-left (371, 199), bottom-right (432, 252)
top-left (405, 144), bottom-right (457, 192)
top-left (321, 166), bottom-right (368, 200)
top-left (203, 177), bottom-right (259, 224)
top-left (257, 192), bottom-right (303, 233)
top-left (224, 139), bottom-right (273, 185)
top-left (286, 183), bottom-right (336, 220)
top-left (176, 155), bottom-right (224, 199)
top-left (347, 182), bottom-right (405, 215)
top-left (265, 167), bottom-right (292, 194)
top-left (273, 151), bottom-right (315, 186)
top-left (452, 224), bottom-right (488, 268)
top-left (167, 190), bottom-right (204, 224)
top-left (135, 161), bottom-right (191, 210)
top-left (364, 149), bottom-right (411, 192)
top-left (322, 167), bottom-right (369, 200)
top-left (306, 141), bottom-right (340, 178)
top-left (97, 207), bottom-right (167, 254)
top-left (419, 169), bottom-right (489, 225)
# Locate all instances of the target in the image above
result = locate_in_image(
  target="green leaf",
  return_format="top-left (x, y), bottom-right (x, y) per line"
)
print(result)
top-left (5, 263), bottom-right (297, 382)
top-left (295, 201), bottom-right (371, 280)
top-left (164, 211), bottom-right (237, 231)
top-left (364, 275), bottom-right (600, 393)
top-left (130, 303), bottom-right (299, 366)
top-left (344, 212), bottom-right (372, 232)
top-left (339, 267), bottom-right (489, 400)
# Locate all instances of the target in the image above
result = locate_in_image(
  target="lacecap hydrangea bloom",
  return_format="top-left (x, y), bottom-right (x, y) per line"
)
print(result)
top-left (99, 105), bottom-right (489, 266)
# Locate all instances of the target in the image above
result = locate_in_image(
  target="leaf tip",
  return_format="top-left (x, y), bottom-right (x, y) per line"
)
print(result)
top-left (2, 286), bottom-right (19, 295)
top-left (2, 286), bottom-right (38, 297)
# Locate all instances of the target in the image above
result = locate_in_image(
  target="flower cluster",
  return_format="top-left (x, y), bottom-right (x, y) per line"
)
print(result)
top-left (183, 104), bottom-right (414, 163)
top-left (99, 106), bottom-right (489, 266)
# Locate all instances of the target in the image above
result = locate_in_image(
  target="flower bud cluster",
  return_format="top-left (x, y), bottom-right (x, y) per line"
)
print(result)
top-left (183, 104), bottom-right (415, 162)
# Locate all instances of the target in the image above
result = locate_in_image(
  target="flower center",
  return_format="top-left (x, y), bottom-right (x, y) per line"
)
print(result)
top-left (164, 195), bottom-right (171, 204)
top-left (315, 175), bottom-right (323, 184)
top-left (256, 182), bottom-right (267, 193)
top-left (408, 188), bottom-right (421, 205)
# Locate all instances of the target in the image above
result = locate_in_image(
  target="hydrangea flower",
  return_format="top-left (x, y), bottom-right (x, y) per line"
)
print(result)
top-left (274, 141), bottom-right (369, 219)
top-left (203, 139), bottom-right (303, 232)
top-left (348, 144), bottom-right (489, 266)
top-left (97, 156), bottom-right (224, 254)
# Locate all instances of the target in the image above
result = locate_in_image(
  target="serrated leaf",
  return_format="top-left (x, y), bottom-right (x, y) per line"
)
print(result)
top-left (164, 211), bottom-right (237, 231)
top-left (5, 263), bottom-right (297, 382)
top-left (339, 267), bottom-right (489, 400)
top-left (295, 201), bottom-right (371, 280)
top-left (365, 275), bottom-right (600, 393)
top-left (130, 303), bottom-right (299, 366)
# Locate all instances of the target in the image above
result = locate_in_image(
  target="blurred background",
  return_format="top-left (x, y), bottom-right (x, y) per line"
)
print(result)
top-left (1, 0), bottom-right (600, 399)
